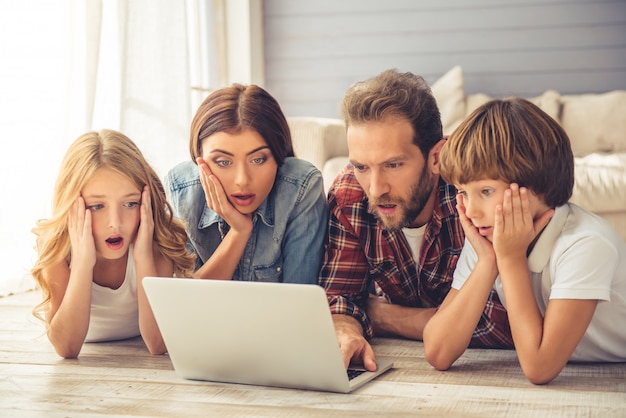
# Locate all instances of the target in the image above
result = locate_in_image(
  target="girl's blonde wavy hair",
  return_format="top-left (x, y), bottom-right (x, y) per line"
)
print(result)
top-left (31, 130), bottom-right (195, 321)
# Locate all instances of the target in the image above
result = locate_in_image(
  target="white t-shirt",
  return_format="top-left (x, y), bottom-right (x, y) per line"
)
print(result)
top-left (403, 225), bottom-right (426, 263)
top-left (452, 203), bottom-right (626, 362)
top-left (84, 249), bottom-right (140, 342)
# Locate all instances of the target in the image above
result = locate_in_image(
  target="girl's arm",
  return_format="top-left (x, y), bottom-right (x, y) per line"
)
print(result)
top-left (423, 196), bottom-right (499, 370)
top-left (192, 158), bottom-right (253, 279)
top-left (45, 197), bottom-right (96, 358)
top-left (134, 186), bottom-right (172, 355)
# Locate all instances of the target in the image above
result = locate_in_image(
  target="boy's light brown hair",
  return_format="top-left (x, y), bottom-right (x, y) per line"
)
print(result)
top-left (440, 97), bottom-right (574, 208)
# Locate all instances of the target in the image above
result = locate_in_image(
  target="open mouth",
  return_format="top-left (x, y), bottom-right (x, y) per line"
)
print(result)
top-left (376, 204), bottom-right (397, 215)
top-left (231, 194), bottom-right (255, 206)
top-left (105, 236), bottom-right (124, 250)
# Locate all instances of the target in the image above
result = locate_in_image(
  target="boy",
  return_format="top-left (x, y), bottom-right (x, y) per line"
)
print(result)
top-left (423, 98), bottom-right (626, 384)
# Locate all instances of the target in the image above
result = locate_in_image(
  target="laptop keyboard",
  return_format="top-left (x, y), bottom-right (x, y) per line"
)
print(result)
top-left (347, 368), bottom-right (366, 380)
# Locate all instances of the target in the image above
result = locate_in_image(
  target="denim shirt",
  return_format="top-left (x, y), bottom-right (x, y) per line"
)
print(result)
top-left (164, 157), bottom-right (328, 284)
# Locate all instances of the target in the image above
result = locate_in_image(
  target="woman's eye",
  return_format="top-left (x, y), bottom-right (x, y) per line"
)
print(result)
top-left (251, 156), bottom-right (267, 165)
top-left (215, 159), bottom-right (231, 167)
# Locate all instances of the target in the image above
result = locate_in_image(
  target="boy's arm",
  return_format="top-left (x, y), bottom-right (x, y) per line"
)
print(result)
top-left (494, 184), bottom-right (595, 385)
top-left (423, 254), bottom-right (498, 370)
top-left (497, 256), bottom-right (597, 384)
top-left (423, 192), bottom-right (501, 370)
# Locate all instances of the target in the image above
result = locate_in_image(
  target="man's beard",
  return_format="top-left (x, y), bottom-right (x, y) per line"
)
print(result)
top-left (370, 164), bottom-right (435, 232)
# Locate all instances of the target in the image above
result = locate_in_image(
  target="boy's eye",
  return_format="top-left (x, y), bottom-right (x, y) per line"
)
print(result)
top-left (456, 191), bottom-right (468, 198)
top-left (481, 188), bottom-right (494, 196)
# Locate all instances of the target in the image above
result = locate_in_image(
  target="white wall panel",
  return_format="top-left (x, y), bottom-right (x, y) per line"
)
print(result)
top-left (263, 0), bottom-right (626, 117)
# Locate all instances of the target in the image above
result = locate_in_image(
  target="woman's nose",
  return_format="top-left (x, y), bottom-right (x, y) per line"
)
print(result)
top-left (234, 165), bottom-right (251, 187)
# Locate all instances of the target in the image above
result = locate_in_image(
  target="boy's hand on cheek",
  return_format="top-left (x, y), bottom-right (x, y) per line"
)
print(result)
top-left (493, 184), bottom-right (545, 261)
top-left (457, 196), bottom-right (495, 263)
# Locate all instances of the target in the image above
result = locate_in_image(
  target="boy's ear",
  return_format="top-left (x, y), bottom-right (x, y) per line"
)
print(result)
top-left (429, 139), bottom-right (447, 174)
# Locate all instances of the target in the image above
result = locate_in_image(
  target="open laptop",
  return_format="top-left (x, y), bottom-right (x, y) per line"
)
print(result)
top-left (143, 277), bottom-right (393, 393)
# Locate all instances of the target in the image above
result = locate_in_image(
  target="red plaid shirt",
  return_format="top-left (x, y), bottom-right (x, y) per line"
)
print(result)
top-left (319, 165), bottom-right (513, 348)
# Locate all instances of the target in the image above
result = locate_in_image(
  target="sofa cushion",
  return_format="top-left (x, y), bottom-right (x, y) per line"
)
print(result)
top-left (322, 156), bottom-right (350, 194)
top-left (571, 152), bottom-right (626, 214)
top-left (529, 89), bottom-right (561, 122)
top-left (288, 116), bottom-right (347, 171)
top-left (431, 66), bottom-right (466, 136)
top-left (464, 93), bottom-right (493, 119)
top-left (560, 90), bottom-right (626, 156)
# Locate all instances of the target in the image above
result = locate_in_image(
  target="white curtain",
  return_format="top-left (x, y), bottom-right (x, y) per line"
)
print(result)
top-left (0, 0), bottom-right (216, 296)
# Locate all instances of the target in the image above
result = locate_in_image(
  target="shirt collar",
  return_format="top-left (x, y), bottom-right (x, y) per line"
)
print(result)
top-left (527, 204), bottom-right (568, 273)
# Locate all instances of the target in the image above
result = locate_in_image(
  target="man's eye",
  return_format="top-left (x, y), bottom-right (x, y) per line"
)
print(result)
top-left (353, 165), bottom-right (367, 172)
top-left (87, 204), bottom-right (103, 211)
top-left (386, 163), bottom-right (400, 169)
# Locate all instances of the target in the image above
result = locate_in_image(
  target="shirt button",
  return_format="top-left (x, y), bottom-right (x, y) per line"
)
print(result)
top-left (277, 267), bottom-right (282, 272)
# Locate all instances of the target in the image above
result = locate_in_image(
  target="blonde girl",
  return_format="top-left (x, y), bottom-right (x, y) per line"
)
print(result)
top-left (32, 130), bottom-right (195, 358)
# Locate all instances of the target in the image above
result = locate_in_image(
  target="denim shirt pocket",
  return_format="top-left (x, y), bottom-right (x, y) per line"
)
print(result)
top-left (253, 258), bottom-right (284, 282)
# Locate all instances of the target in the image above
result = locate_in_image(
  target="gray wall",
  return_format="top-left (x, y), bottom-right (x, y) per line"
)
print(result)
top-left (263, 0), bottom-right (626, 118)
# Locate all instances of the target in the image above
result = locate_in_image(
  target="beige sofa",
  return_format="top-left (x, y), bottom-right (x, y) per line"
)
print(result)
top-left (288, 66), bottom-right (626, 242)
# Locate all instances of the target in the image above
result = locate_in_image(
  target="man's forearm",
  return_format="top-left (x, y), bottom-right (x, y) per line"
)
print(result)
top-left (367, 299), bottom-right (436, 340)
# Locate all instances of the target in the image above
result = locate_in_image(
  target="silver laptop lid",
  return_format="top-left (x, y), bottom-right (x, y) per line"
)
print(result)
top-left (144, 277), bottom-right (391, 393)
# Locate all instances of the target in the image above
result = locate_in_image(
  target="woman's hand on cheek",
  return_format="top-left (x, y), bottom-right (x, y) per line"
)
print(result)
top-left (133, 185), bottom-right (155, 263)
top-left (197, 158), bottom-right (253, 234)
top-left (68, 196), bottom-right (97, 271)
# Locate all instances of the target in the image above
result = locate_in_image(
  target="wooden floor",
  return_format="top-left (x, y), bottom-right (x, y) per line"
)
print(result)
top-left (1, 290), bottom-right (625, 417)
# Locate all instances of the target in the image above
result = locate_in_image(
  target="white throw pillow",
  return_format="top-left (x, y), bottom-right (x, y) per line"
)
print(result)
top-left (561, 91), bottom-right (626, 156)
top-left (431, 66), bottom-right (466, 135)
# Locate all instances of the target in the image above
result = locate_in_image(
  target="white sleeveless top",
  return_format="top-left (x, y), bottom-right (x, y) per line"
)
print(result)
top-left (84, 248), bottom-right (140, 342)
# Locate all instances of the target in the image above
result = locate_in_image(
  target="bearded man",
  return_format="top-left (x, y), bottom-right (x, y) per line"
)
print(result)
top-left (318, 69), bottom-right (513, 371)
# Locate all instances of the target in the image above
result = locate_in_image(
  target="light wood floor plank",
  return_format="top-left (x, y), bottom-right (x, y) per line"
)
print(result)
top-left (1, 290), bottom-right (625, 417)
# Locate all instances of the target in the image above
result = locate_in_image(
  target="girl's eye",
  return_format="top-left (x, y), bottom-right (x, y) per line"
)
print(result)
top-left (125, 202), bottom-right (140, 208)
top-left (87, 204), bottom-right (103, 211)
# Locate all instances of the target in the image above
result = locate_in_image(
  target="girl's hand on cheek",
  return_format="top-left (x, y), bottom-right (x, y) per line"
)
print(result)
top-left (197, 158), bottom-right (253, 234)
top-left (68, 196), bottom-right (97, 271)
top-left (457, 195), bottom-right (495, 263)
top-left (133, 186), bottom-right (155, 263)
